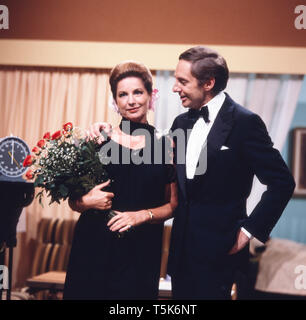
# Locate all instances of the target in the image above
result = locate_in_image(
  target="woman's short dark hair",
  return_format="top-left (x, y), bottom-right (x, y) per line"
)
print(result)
top-left (109, 61), bottom-right (153, 100)
top-left (179, 46), bottom-right (229, 94)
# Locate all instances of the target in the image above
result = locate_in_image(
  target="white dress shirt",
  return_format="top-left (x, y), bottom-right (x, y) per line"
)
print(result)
top-left (186, 91), bottom-right (253, 240)
top-left (186, 91), bottom-right (225, 179)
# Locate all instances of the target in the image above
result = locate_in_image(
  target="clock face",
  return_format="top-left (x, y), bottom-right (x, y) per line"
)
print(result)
top-left (0, 137), bottom-right (30, 178)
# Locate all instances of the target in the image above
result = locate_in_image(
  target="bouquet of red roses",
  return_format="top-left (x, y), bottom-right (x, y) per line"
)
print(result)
top-left (24, 122), bottom-right (133, 237)
top-left (23, 122), bottom-right (110, 205)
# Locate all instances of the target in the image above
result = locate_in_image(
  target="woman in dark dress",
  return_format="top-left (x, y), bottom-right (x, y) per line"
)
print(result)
top-left (63, 61), bottom-right (177, 300)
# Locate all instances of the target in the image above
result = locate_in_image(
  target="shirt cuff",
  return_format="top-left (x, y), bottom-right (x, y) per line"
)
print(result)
top-left (241, 227), bottom-right (253, 239)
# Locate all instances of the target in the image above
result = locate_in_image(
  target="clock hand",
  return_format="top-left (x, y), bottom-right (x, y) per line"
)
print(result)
top-left (8, 151), bottom-right (20, 168)
top-left (11, 139), bottom-right (14, 165)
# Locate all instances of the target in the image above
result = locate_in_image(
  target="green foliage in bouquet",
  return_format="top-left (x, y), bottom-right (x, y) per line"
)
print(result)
top-left (23, 123), bottom-right (109, 205)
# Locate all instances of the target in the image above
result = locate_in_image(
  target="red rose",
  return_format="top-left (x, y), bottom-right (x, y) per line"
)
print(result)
top-left (51, 130), bottom-right (62, 140)
top-left (37, 139), bottom-right (45, 148)
top-left (63, 122), bottom-right (73, 131)
top-left (32, 146), bottom-right (39, 154)
top-left (25, 169), bottom-right (34, 180)
top-left (43, 132), bottom-right (51, 140)
top-left (23, 155), bottom-right (34, 167)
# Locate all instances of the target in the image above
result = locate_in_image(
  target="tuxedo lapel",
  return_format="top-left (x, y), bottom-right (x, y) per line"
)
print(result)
top-left (174, 114), bottom-right (194, 200)
top-left (206, 94), bottom-right (235, 173)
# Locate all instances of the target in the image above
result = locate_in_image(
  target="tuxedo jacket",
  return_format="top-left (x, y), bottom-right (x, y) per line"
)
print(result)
top-left (168, 93), bottom-right (295, 275)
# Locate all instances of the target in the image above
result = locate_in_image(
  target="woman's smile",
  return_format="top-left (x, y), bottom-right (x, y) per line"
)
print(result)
top-left (127, 106), bottom-right (141, 113)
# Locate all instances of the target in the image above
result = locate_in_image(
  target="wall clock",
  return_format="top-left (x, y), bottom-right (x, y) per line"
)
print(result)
top-left (0, 136), bottom-right (30, 181)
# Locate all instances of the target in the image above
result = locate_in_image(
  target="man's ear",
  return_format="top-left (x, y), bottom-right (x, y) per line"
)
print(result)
top-left (203, 78), bottom-right (215, 92)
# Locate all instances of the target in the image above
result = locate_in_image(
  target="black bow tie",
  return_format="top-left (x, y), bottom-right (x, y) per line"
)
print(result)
top-left (188, 106), bottom-right (210, 123)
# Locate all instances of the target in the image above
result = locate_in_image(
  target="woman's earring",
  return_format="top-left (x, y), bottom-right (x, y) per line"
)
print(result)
top-left (110, 98), bottom-right (120, 114)
top-left (148, 89), bottom-right (159, 111)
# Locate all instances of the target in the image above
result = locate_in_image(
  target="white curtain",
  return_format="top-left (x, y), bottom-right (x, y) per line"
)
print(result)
top-left (155, 71), bottom-right (303, 228)
top-left (154, 71), bottom-right (185, 133)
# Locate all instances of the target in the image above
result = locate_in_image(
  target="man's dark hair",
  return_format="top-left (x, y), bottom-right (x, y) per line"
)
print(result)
top-left (179, 46), bottom-right (229, 94)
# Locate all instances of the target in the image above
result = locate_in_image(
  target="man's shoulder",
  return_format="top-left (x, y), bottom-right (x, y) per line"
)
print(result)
top-left (225, 93), bottom-right (269, 136)
top-left (173, 111), bottom-right (189, 121)
top-left (225, 93), bottom-right (250, 115)
top-left (225, 93), bottom-right (257, 121)
top-left (170, 111), bottom-right (189, 130)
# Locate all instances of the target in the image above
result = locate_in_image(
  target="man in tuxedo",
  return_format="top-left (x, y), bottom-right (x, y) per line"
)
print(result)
top-left (167, 46), bottom-right (296, 299)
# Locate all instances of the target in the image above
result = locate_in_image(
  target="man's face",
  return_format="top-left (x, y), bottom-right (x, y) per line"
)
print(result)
top-left (173, 59), bottom-right (207, 110)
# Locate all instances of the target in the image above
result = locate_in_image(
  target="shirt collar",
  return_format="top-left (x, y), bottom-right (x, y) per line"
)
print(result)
top-left (200, 91), bottom-right (226, 123)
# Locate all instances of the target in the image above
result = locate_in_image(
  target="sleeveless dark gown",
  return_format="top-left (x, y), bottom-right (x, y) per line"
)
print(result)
top-left (63, 119), bottom-right (175, 300)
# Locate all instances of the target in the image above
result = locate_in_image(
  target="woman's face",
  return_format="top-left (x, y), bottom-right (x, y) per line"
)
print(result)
top-left (116, 76), bottom-right (151, 123)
